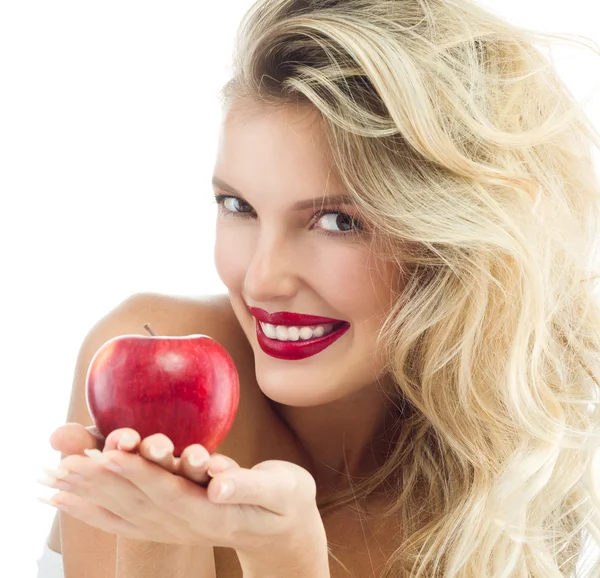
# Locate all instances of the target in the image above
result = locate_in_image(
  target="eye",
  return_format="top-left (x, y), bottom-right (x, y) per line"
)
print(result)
top-left (220, 196), bottom-right (253, 214)
top-left (214, 193), bottom-right (364, 236)
top-left (314, 211), bottom-right (363, 234)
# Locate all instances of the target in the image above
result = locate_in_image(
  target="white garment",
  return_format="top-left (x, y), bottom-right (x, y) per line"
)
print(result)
top-left (36, 543), bottom-right (64, 578)
top-left (33, 534), bottom-right (597, 577)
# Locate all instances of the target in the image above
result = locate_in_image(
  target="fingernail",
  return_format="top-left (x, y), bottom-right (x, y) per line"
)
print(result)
top-left (118, 432), bottom-right (137, 450)
top-left (43, 466), bottom-right (70, 480)
top-left (103, 460), bottom-right (123, 474)
top-left (37, 496), bottom-right (69, 512)
top-left (37, 476), bottom-right (72, 491)
top-left (43, 467), bottom-right (84, 484)
top-left (216, 479), bottom-right (235, 501)
top-left (84, 448), bottom-right (123, 473)
top-left (188, 451), bottom-right (208, 468)
top-left (149, 445), bottom-right (170, 460)
top-left (207, 457), bottom-right (232, 477)
top-left (84, 448), bottom-right (104, 462)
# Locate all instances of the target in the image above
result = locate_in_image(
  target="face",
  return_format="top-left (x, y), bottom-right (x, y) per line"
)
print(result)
top-left (212, 98), bottom-right (402, 408)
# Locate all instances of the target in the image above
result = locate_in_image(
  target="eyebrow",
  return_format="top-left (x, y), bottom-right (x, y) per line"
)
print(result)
top-left (211, 176), bottom-right (355, 210)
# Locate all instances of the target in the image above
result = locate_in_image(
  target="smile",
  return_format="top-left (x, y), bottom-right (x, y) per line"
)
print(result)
top-left (258, 320), bottom-right (339, 341)
top-left (254, 319), bottom-right (350, 360)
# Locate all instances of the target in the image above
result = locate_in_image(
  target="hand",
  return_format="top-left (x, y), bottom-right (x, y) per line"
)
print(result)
top-left (41, 429), bottom-right (328, 561)
top-left (49, 423), bottom-right (223, 487)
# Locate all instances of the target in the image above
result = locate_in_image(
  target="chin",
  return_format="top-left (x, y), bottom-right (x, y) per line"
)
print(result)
top-left (254, 366), bottom-right (343, 407)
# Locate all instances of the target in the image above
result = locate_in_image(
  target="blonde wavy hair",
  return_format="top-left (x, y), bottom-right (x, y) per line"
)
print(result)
top-left (219, 0), bottom-right (600, 576)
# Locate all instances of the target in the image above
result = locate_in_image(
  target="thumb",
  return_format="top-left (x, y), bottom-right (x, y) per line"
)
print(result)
top-left (50, 422), bottom-right (105, 456)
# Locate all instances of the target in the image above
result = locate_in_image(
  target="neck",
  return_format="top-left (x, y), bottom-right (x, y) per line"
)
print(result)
top-left (270, 378), bottom-right (399, 495)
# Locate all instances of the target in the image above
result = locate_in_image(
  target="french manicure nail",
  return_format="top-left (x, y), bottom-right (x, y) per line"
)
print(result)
top-left (43, 466), bottom-right (69, 480)
top-left (216, 479), bottom-right (235, 501)
top-left (207, 456), bottom-right (232, 477)
top-left (43, 467), bottom-right (84, 483)
top-left (103, 460), bottom-right (123, 474)
top-left (188, 451), bottom-right (208, 468)
top-left (37, 496), bottom-right (69, 512)
top-left (208, 466), bottom-right (231, 477)
top-left (84, 448), bottom-right (122, 473)
top-left (149, 445), bottom-right (169, 460)
top-left (37, 475), bottom-right (57, 488)
top-left (118, 432), bottom-right (137, 449)
top-left (84, 448), bottom-right (104, 462)
top-left (37, 476), bottom-right (72, 491)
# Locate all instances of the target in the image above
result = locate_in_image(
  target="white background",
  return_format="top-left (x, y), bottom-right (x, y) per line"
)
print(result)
top-left (1, 1), bottom-right (598, 575)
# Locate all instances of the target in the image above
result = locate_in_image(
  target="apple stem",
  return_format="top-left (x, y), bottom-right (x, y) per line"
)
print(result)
top-left (144, 323), bottom-right (158, 336)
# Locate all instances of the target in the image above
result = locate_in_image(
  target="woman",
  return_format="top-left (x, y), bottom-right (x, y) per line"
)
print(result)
top-left (38, 0), bottom-right (600, 576)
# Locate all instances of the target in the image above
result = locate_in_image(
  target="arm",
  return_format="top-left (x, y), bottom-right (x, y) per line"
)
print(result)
top-left (236, 521), bottom-right (330, 578)
top-left (239, 558), bottom-right (330, 578)
top-left (115, 540), bottom-right (216, 578)
top-left (238, 551), bottom-right (330, 578)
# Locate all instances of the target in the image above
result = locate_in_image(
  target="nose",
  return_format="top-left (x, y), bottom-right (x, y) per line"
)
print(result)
top-left (243, 231), bottom-right (299, 304)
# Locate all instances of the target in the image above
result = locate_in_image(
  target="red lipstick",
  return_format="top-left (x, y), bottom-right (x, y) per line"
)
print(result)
top-left (248, 307), bottom-right (350, 361)
top-left (249, 307), bottom-right (346, 327)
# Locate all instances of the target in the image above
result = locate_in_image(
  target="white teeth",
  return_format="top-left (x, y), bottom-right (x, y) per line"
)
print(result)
top-left (299, 326), bottom-right (313, 340)
top-left (275, 326), bottom-right (289, 341)
top-left (263, 323), bottom-right (277, 339)
top-left (287, 326), bottom-right (300, 341)
top-left (259, 322), bottom-right (336, 341)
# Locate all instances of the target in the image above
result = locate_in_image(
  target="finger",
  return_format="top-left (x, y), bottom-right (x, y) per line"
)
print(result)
top-left (139, 434), bottom-right (177, 474)
top-left (177, 445), bottom-right (212, 486)
top-left (205, 454), bottom-right (240, 478)
top-left (50, 423), bottom-right (104, 457)
top-left (41, 491), bottom-right (141, 539)
top-left (103, 428), bottom-right (141, 453)
top-left (207, 461), bottom-right (316, 515)
top-left (56, 453), bottom-right (155, 523)
top-left (85, 449), bottom-right (208, 512)
top-left (83, 449), bottom-right (239, 543)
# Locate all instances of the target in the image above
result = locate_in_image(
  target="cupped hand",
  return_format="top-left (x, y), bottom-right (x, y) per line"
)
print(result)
top-left (48, 423), bottom-right (237, 487)
top-left (101, 428), bottom-right (239, 486)
top-left (40, 443), bottom-right (326, 557)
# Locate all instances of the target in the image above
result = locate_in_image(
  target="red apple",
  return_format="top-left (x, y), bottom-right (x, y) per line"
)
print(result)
top-left (85, 324), bottom-right (240, 456)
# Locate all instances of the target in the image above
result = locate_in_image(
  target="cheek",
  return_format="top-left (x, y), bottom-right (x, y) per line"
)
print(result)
top-left (214, 227), bottom-right (247, 289)
top-left (317, 248), bottom-right (395, 313)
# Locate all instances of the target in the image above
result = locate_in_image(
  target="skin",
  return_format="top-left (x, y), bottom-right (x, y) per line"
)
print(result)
top-left (45, 97), bottom-right (404, 566)
top-left (45, 426), bottom-right (330, 576)
top-left (212, 97), bottom-right (403, 495)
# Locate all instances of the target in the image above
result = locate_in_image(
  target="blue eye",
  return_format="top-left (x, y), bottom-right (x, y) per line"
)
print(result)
top-left (220, 196), bottom-right (253, 214)
top-left (213, 193), bottom-right (364, 238)
top-left (314, 211), bottom-right (363, 234)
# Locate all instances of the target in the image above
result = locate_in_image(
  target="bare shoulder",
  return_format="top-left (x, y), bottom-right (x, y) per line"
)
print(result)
top-left (126, 292), bottom-right (243, 337)
top-left (128, 292), bottom-right (254, 372)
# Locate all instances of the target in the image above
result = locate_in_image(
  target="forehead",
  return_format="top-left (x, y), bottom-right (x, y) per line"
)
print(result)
top-left (222, 97), bottom-right (324, 147)
top-left (215, 98), bottom-right (343, 200)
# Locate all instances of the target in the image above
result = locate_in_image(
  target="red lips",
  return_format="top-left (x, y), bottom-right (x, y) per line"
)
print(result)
top-left (248, 307), bottom-right (345, 327)
top-left (248, 306), bottom-right (351, 361)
